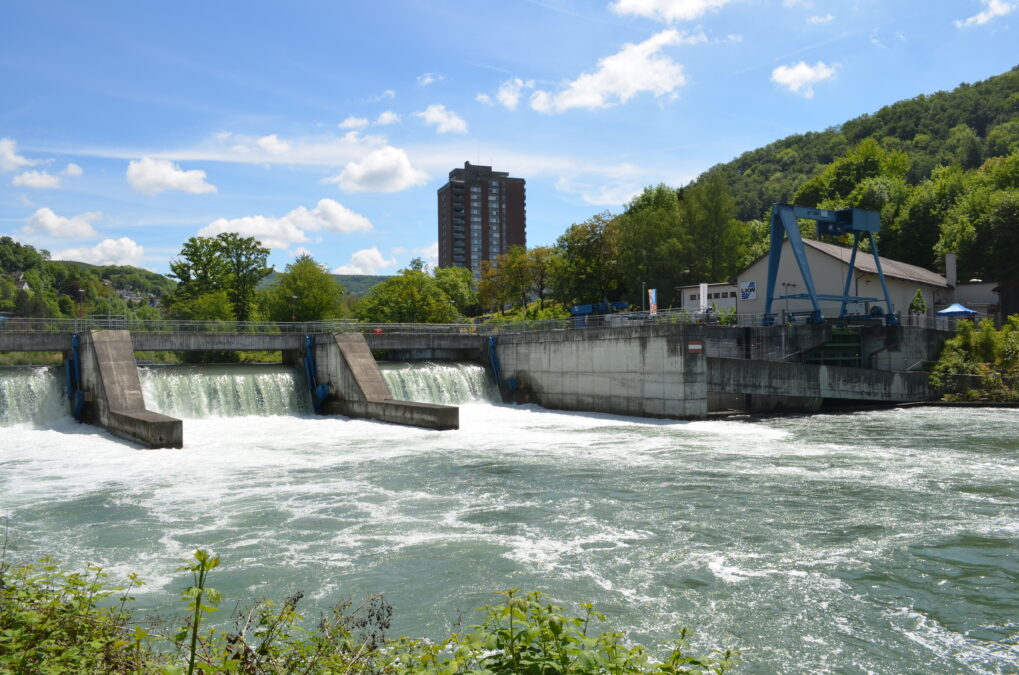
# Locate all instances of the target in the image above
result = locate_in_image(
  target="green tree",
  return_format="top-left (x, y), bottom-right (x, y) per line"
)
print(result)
top-left (168, 290), bottom-right (235, 321)
top-left (526, 246), bottom-right (560, 310)
top-left (938, 123), bottom-right (984, 170)
top-left (683, 170), bottom-right (744, 281)
top-left (213, 233), bottom-right (271, 321)
top-left (883, 165), bottom-right (967, 266)
top-left (434, 265), bottom-right (478, 316)
top-left (263, 254), bottom-right (347, 322)
top-left (355, 267), bottom-right (458, 323)
top-left (0, 236), bottom-right (45, 274)
top-left (552, 212), bottom-right (624, 306)
top-left (168, 234), bottom-right (271, 321)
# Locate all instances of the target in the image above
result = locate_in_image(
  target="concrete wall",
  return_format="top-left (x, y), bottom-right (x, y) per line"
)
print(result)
top-left (79, 330), bottom-right (182, 448)
top-left (493, 324), bottom-right (708, 419)
top-left (131, 332), bottom-right (303, 352)
top-left (311, 332), bottom-right (459, 430)
top-left (0, 331), bottom-right (70, 352)
top-left (707, 357), bottom-right (932, 402)
top-left (862, 325), bottom-right (952, 372)
top-left (323, 399), bottom-right (458, 430)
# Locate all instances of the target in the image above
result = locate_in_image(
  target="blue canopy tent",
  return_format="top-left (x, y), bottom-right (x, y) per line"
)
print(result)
top-left (936, 302), bottom-right (978, 317)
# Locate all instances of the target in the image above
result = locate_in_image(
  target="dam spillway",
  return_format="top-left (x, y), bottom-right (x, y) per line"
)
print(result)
top-left (139, 365), bottom-right (313, 418)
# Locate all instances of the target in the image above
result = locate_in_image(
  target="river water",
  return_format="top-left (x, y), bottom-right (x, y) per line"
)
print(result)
top-left (1, 363), bottom-right (1017, 673)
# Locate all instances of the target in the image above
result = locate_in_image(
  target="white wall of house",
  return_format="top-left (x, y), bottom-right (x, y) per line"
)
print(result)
top-left (735, 240), bottom-right (949, 319)
top-left (677, 283), bottom-right (738, 312)
top-left (953, 282), bottom-right (998, 316)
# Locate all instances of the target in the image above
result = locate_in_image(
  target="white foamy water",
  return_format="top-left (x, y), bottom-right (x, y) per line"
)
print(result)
top-left (1, 363), bottom-right (1017, 674)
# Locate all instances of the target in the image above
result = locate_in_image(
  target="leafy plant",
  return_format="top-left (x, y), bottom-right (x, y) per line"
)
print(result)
top-left (1, 551), bottom-right (738, 674)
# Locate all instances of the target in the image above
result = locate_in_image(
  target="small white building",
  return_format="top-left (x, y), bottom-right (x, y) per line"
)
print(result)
top-left (952, 281), bottom-right (999, 318)
top-left (676, 282), bottom-right (738, 312)
top-left (734, 238), bottom-right (951, 320)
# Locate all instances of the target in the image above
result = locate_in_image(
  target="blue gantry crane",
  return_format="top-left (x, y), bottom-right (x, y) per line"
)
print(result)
top-left (763, 203), bottom-right (897, 326)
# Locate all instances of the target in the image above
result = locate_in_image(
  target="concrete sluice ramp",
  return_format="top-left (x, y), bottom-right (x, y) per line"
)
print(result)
top-left (316, 332), bottom-right (459, 430)
top-left (81, 330), bottom-right (182, 448)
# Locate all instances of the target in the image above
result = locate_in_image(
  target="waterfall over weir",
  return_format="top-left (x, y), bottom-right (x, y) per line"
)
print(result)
top-left (380, 361), bottom-right (498, 405)
top-left (139, 364), bottom-right (312, 418)
top-left (0, 367), bottom-right (67, 426)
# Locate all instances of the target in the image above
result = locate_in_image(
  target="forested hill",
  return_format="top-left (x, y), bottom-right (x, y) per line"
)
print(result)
top-left (709, 66), bottom-right (1019, 222)
top-left (258, 272), bottom-right (389, 297)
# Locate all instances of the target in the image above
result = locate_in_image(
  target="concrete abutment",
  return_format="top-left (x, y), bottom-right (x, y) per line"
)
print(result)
top-left (79, 330), bottom-right (182, 448)
top-left (310, 332), bottom-right (459, 430)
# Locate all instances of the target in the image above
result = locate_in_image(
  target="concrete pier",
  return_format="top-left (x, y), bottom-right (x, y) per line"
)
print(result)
top-left (312, 333), bottom-right (458, 430)
top-left (79, 331), bottom-right (182, 448)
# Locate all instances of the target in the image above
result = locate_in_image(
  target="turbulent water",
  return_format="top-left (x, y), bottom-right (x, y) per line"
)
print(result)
top-left (380, 361), bottom-right (499, 405)
top-left (1, 362), bottom-right (1017, 674)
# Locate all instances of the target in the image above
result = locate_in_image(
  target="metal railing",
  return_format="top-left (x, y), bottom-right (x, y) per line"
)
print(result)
top-left (0, 308), bottom-right (962, 336)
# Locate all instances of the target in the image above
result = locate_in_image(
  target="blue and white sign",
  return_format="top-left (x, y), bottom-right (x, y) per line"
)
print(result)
top-left (740, 281), bottom-right (757, 300)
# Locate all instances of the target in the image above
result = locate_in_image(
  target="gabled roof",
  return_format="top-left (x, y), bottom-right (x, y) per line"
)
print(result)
top-left (800, 238), bottom-right (949, 288)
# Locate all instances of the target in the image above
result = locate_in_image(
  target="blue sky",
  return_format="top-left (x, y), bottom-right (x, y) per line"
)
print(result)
top-left (1, 0), bottom-right (1016, 276)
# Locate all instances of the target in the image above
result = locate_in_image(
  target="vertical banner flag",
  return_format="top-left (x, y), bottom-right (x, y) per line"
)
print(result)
top-left (699, 283), bottom-right (709, 311)
top-left (648, 288), bottom-right (657, 316)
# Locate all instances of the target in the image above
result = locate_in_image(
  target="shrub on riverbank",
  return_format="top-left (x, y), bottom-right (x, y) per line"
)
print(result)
top-left (931, 317), bottom-right (1019, 401)
top-left (0, 550), bottom-right (737, 674)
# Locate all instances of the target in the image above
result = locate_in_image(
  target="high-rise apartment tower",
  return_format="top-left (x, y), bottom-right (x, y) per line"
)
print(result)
top-left (437, 162), bottom-right (525, 276)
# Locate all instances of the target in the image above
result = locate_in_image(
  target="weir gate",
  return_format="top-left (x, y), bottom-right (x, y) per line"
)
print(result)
top-left (0, 316), bottom-right (952, 448)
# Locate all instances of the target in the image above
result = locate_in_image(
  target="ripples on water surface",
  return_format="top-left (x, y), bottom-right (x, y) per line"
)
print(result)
top-left (1, 363), bottom-right (1017, 673)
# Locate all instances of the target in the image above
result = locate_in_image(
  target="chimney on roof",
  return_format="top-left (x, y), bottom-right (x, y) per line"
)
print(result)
top-left (946, 252), bottom-right (957, 288)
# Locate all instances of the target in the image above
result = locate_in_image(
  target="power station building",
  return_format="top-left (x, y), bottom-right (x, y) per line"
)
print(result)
top-left (437, 162), bottom-right (525, 277)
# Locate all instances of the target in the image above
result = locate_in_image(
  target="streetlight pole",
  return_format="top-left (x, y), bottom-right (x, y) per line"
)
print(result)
top-left (641, 281), bottom-right (646, 313)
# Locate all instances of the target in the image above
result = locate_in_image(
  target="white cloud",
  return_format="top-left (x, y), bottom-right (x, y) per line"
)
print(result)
top-left (415, 104), bottom-right (468, 134)
top-left (257, 134), bottom-right (291, 154)
top-left (200, 215), bottom-right (308, 250)
top-left (198, 198), bottom-right (373, 251)
top-left (127, 157), bottom-right (217, 195)
top-left (12, 170), bottom-right (61, 189)
top-left (530, 30), bottom-right (686, 113)
top-left (495, 78), bottom-right (536, 110)
top-left (375, 110), bottom-right (400, 125)
top-left (417, 72), bottom-right (444, 86)
top-left (54, 237), bottom-right (144, 266)
top-left (62, 162), bottom-right (83, 176)
top-left (0, 137), bottom-right (36, 172)
top-left (555, 177), bottom-right (641, 206)
top-left (333, 247), bottom-right (398, 275)
top-left (475, 93), bottom-right (494, 105)
top-left (610, 0), bottom-right (730, 22)
top-left (23, 207), bottom-right (100, 238)
top-left (367, 89), bottom-right (396, 102)
top-left (325, 146), bottom-right (429, 192)
top-left (18, 194), bottom-right (34, 207)
top-left (339, 116), bottom-right (370, 130)
top-left (771, 60), bottom-right (837, 98)
top-left (415, 241), bottom-right (439, 269)
top-left (955, 0), bottom-right (1015, 27)
top-left (782, 0), bottom-right (811, 7)
top-left (286, 198), bottom-right (373, 233)
top-left (807, 13), bottom-right (834, 23)
top-left (393, 242), bottom-right (440, 270)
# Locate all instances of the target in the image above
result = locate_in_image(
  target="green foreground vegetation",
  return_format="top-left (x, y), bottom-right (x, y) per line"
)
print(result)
top-left (0, 550), bottom-right (736, 674)
top-left (931, 317), bottom-right (1019, 401)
